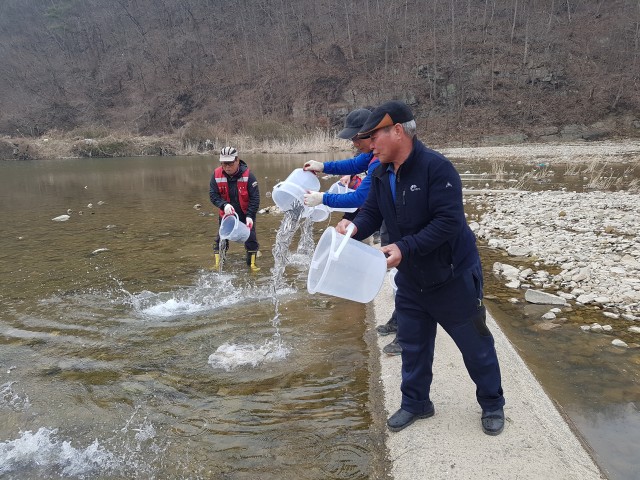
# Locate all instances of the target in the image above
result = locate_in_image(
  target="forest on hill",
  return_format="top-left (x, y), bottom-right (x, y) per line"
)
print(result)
top-left (1, 0), bottom-right (639, 146)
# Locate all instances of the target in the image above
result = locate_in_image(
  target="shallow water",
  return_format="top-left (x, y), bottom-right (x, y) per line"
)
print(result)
top-left (456, 159), bottom-right (640, 480)
top-left (0, 153), bottom-right (638, 479)
top-left (0, 154), bottom-right (381, 479)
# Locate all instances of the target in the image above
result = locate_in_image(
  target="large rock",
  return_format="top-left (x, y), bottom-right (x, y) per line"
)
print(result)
top-left (525, 289), bottom-right (567, 305)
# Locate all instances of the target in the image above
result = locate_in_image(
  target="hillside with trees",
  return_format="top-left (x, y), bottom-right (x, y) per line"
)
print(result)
top-left (0, 0), bottom-right (639, 146)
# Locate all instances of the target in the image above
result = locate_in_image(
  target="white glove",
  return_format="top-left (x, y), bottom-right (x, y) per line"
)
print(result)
top-left (303, 160), bottom-right (324, 173)
top-left (223, 204), bottom-right (235, 215)
top-left (304, 191), bottom-right (324, 207)
top-left (245, 217), bottom-right (254, 229)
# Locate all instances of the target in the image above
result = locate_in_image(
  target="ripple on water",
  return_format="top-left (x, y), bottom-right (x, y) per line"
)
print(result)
top-left (318, 442), bottom-right (370, 480)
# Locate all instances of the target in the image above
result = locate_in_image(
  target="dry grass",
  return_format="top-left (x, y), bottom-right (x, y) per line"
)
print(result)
top-left (564, 163), bottom-right (581, 176)
top-left (2, 127), bottom-right (346, 160)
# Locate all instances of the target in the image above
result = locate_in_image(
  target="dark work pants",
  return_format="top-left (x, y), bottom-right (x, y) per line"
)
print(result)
top-left (214, 213), bottom-right (259, 252)
top-left (394, 263), bottom-right (505, 414)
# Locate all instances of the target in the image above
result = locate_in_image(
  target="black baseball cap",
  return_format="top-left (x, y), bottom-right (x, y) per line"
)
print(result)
top-left (338, 108), bottom-right (372, 139)
top-left (358, 101), bottom-right (414, 137)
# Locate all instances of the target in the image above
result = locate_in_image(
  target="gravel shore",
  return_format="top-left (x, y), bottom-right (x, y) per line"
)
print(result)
top-left (442, 140), bottom-right (640, 164)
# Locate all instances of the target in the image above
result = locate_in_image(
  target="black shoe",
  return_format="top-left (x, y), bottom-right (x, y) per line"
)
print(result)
top-left (387, 405), bottom-right (435, 432)
top-left (481, 408), bottom-right (505, 436)
top-left (376, 316), bottom-right (397, 336)
top-left (382, 336), bottom-right (402, 356)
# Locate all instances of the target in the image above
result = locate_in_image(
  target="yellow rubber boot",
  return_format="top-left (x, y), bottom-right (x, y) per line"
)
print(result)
top-left (247, 251), bottom-right (260, 272)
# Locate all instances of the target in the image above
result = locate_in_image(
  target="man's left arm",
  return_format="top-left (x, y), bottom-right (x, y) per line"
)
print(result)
top-left (246, 172), bottom-right (260, 220)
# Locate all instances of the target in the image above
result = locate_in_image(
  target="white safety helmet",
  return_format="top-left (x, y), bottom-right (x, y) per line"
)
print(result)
top-left (219, 146), bottom-right (238, 163)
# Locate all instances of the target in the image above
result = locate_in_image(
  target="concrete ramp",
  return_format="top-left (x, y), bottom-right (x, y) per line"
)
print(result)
top-left (372, 280), bottom-right (606, 479)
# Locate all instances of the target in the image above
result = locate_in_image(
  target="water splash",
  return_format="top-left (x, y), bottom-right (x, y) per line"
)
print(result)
top-left (0, 382), bottom-right (31, 412)
top-left (208, 340), bottom-right (290, 371)
top-left (207, 204), bottom-right (304, 371)
top-left (120, 272), bottom-right (275, 319)
top-left (0, 409), bottom-right (164, 478)
top-left (0, 427), bottom-right (118, 477)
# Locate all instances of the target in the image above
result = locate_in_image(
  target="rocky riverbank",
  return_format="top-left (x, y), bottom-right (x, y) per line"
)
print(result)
top-left (466, 189), bottom-right (640, 348)
top-left (443, 140), bottom-right (640, 164)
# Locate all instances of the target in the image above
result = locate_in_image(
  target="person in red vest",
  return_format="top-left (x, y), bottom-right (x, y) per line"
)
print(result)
top-left (209, 146), bottom-right (260, 271)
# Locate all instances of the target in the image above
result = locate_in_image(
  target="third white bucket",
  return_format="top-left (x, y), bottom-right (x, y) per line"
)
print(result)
top-left (219, 213), bottom-right (250, 243)
top-left (271, 168), bottom-right (320, 211)
top-left (326, 181), bottom-right (357, 213)
top-left (307, 224), bottom-right (387, 303)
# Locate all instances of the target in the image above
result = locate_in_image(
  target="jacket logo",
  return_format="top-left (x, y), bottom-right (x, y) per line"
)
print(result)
top-left (445, 182), bottom-right (452, 188)
top-left (252, 181), bottom-right (258, 188)
top-left (410, 184), bottom-right (420, 192)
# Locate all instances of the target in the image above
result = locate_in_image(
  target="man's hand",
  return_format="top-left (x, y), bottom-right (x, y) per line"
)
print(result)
top-left (303, 160), bottom-right (324, 173)
top-left (339, 175), bottom-right (350, 186)
top-left (223, 204), bottom-right (235, 215)
top-left (381, 244), bottom-right (402, 268)
top-left (245, 217), bottom-right (254, 229)
top-left (336, 219), bottom-right (357, 236)
top-left (304, 191), bottom-right (324, 207)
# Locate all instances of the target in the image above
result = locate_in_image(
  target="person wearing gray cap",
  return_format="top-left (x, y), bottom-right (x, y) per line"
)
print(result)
top-left (336, 100), bottom-right (506, 436)
top-left (302, 108), bottom-right (380, 220)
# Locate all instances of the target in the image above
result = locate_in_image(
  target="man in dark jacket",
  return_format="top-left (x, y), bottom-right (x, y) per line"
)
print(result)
top-left (210, 146), bottom-right (260, 271)
top-left (336, 101), bottom-right (505, 435)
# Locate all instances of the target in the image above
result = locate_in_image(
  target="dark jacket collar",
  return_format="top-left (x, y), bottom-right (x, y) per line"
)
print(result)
top-left (224, 160), bottom-right (248, 179)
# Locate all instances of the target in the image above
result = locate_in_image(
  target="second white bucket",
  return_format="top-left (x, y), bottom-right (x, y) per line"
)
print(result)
top-left (302, 204), bottom-right (330, 222)
top-left (307, 224), bottom-right (387, 303)
top-left (271, 168), bottom-right (320, 211)
top-left (219, 213), bottom-right (250, 243)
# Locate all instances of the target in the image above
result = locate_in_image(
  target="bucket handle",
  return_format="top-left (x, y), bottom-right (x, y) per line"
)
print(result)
top-left (221, 212), bottom-right (239, 223)
top-left (333, 223), bottom-right (355, 260)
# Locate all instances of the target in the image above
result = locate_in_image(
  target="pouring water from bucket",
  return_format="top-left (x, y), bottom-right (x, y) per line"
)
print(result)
top-left (271, 168), bottom-right (320, 211)
top-left (219, 212), bottom-right (251, 243)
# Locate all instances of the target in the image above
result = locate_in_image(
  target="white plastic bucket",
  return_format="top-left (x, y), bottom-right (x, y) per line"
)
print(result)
top-left (271, 168), bottom-right (320, 211)
top-left (219, 213), bottom-right (250, 243)
top-left (307, 224), bottom-right (387, 303)
top-left (302, 204), bottom-right (330, 222)
top-left (326, 181), bottom-right (357, 213)
top-left (327, 181), bottom-right (352, 195)
top-left (388, 267), bottom-right (398, 294)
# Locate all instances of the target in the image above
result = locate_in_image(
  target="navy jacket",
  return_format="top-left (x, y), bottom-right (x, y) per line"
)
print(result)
top-left (352, 138), bottom-right (479, 290)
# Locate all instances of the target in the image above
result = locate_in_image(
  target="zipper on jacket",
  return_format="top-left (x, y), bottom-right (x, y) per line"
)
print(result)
top-left (402, 190), bottom-right (406, 206)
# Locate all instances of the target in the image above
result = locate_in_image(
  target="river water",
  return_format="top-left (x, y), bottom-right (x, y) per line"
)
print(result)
top-left (0, 153), bottom-right (638, 479)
